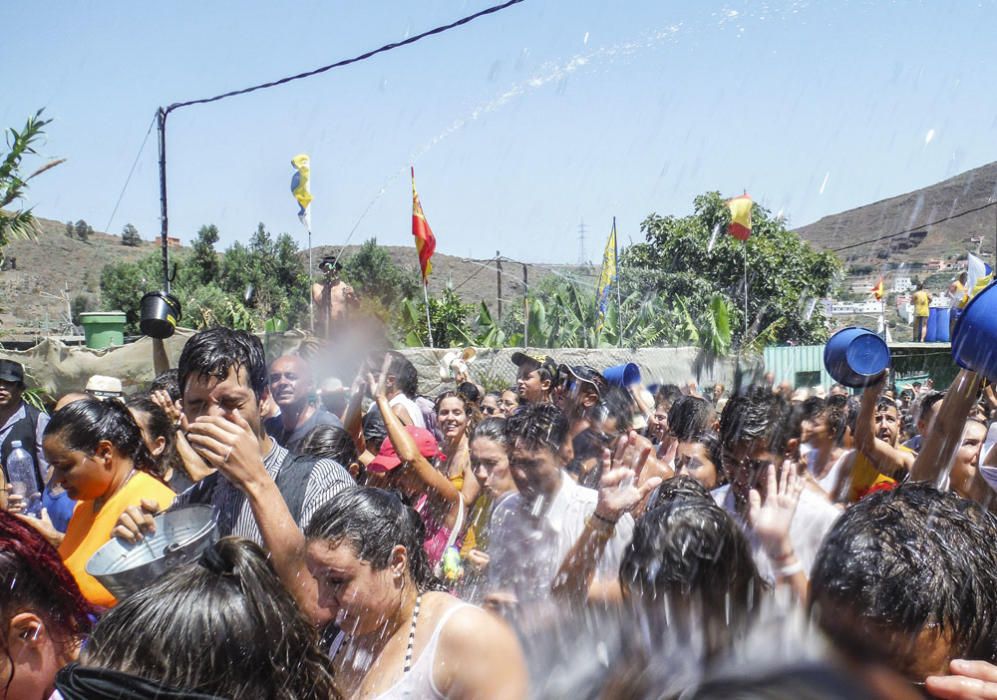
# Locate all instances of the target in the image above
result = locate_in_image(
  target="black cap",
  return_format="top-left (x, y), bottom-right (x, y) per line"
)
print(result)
top-left (0, 359), bottom-right (24, 383)
top-left (511, 352), bottom-right (559, 378)
top-left (318, 255), bottom-right (343, 272)
top-left (561, 364), bottom-right (607, 395)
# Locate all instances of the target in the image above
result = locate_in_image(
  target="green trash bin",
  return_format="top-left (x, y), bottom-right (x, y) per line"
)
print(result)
top-left (79, 311), bottom-right (126, 349)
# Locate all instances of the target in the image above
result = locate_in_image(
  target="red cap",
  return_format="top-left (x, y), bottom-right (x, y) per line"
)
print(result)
top-left (368, 426), bottom-right (439, 474)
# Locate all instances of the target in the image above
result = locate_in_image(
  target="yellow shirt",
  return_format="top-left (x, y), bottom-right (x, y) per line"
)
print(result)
top-left (59, 471), bottom-right (176, 608)
top-left (913, 290), bottom-right (930, 317)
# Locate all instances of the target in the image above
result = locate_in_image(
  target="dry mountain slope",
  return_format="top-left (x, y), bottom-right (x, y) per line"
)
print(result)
top-left (796, 160), bottom-right (997, 265)
top-left (0, 217), bottom-right (597, 337)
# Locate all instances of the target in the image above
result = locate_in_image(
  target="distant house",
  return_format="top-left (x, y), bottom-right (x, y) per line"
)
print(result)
top-left (166, 236), bottom-right (181, 248)
top-left (822, 300), bottom-right (885, 315)
top-left (893, 276), bottom-right (913, 292)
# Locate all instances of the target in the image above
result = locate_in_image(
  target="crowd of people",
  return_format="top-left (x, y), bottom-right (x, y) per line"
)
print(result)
top-left (3, 328), bottom-right (997, 698)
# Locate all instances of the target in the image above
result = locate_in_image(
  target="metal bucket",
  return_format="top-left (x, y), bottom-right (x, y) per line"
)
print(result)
top-left (85, 505), bottom-right (218, 600)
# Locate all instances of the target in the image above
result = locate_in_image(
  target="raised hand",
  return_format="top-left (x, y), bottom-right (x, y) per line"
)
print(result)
top-left (186, 409), bottom-right (267, 492)
top-left (594, 433), bottom-right (661, 523)
top-left (748, 462), bottom-right (804, 559)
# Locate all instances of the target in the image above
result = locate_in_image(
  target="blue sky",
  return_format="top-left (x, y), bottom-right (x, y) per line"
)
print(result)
top-left (5, 1), bottom-right (997, 264)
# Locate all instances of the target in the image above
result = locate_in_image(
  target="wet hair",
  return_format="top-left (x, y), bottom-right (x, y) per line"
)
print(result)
top-left (148, 369), bottom-right (181, 403)
top-left (435, 390), bottom-right (479, 436)
top-left (456, 381), bottom-right (480, 405)
top-left (654, 384), bottom-right (683, 409)
top-left (305, 487), bottom-right (444, 593)
top-left (621, 489), bottom-right (767, 660)
top-left (298, 424), bottom-right (358, 467)
top-left (124, 395), bottom-right (178, 479)
top-left (504, 402), bottom-right (568, 454)
top-left (386, 352), bottom-right (419, 399)
top-left (178, 327), bottom-right (267, 401)
top-left (645, 473), bottom-right (712, 511)
top-left (593, 385), bottom-right (635, 432)
top-left (719, 385), bottom-right (793, 455)
top-left (916, 390), bottom-right (945, 427)
top-left (667, 396), bottom-right (715, 441)
top-left (875, 395), bottom-right (899, 414)
top-left (692, 431), bottom-right (724, 478)
top-left (471, 416), bottom-right (508, 447)
top-left (45, 397), bottom-right (158, 476)
top-left (81, 537), bottom-right (337, 699)
top-left (0, 511), bottom-right (93, 693)
top-left (362, 409), bottom-right (388, 453)
top-left (810, 483), bottom-right (997, 674)
top-left (821, 394), bottom-right (849, 445)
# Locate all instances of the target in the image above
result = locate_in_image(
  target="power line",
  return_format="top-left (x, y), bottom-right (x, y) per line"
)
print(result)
top-left (830, 200), bottom-right (997, 253)
top-left (103, 112), bottom-right (157, 234)
top-left (163, 0), bottom-right (527, 115)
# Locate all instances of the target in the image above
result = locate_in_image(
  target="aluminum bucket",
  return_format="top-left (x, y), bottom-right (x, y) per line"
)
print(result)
top-left (86, 505), bottom-right (219, 601)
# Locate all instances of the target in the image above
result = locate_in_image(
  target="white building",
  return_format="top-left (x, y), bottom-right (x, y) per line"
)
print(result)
top-left (893, 276), bottom-right (913, 293)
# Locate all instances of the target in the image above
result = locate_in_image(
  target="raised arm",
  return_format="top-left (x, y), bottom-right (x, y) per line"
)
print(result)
top-left (911, 369), bottom-right (983, 484)
top-left (552, 436), bottom-right (659, 607)
top-left (372, 377), bottom-right (460, 504)
top-left (854, 375), bottom-right (914, 478)
top-left (340, 374), bottom-right (368, 456)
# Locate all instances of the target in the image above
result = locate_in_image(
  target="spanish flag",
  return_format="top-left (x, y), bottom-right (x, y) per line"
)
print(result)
top-left (290, 154), bottom-right (313, 230)
top-left (411, 167), bottom-right (436, 282)
top-left (727, 194), bottom-right (752, 241)
top-left (871, 278), bottom-right (885, 301)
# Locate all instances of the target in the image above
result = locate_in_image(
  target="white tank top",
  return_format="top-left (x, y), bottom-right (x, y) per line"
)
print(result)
top-left (389, 394), bottom-right (426, 430)
top-left (372, 603), bottom-right (471, 700)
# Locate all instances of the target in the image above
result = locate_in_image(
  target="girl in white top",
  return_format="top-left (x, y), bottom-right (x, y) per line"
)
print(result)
top-left (305, 487), bottom-right (527, 700)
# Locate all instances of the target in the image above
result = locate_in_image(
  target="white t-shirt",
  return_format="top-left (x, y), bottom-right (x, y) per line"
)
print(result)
top-left (487, 472), bottom-right (634, 603)
top-left (712, 484), bottom-right (840, 582)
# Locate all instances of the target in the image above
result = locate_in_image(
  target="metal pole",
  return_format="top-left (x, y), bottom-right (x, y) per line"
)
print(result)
top-left (308, 229), bottom-right (314, 332)
top-left (157, 107), bottom-right (171, 293)
top-left (743, 241), bottom-right (748, 336)
top-left (522, 262), bottom-right (529, 348)
top-left (422, 282), bottom-right (434, 348)
top-left (614, 217), bottom-right (622, 348)
top-left (496, 251), bottom-right (503, 321)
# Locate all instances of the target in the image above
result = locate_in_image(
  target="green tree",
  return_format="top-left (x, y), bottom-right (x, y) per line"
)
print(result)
top-left (70, 293), bottom-right (97, 325)
top-left (341, 238), bottom-right (421, 319)
top-left (190, 224), bottom-right (220, 285)
top-left (99, 252), bottom-right (163, 332)
top-left (65, 221), bottom-right (74, 238)
top-left (74, 219), bottom-right (91, 242)
top-left (399, 286), bottom-right (474, 348)
top-left (0, 109), bottom-right (62, 267)
top-left (121, 223), bottom-right (141, 247)
top-left (624, 192), bottom-right (840, 346)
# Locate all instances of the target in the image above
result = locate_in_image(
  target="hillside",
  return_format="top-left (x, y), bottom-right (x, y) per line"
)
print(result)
top-left (0, 217), bottom-right (598, 339)
top-left (796, 160), bottom-right (997, 266)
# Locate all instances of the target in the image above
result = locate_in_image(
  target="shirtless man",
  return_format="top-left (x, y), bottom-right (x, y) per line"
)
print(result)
top-left (311, 256), bottom-right (358, 339)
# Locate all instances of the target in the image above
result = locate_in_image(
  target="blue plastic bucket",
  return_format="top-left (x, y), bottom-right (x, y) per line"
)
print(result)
top-left (926, 308), bottom-right (939, 343)
top-left (603, 363), bottom-right (641, 387)
top-left (952, 282), bottom-right (997, 382)
top-left (936, 307), bottom-right (951, 342)
top-left (823, 327), bottom-right (890, 388)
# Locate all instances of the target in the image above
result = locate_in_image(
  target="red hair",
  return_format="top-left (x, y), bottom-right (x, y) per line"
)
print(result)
top-left (0, 511), bottom-right (93, 650)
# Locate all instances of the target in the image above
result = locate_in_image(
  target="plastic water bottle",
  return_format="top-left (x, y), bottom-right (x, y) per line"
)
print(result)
top-left (6, 440), bottom-right (41, 516)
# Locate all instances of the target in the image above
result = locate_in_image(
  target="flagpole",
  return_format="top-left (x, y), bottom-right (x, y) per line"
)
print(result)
top-left (423, 281), bottom-right (435, 348)
top-left (614, 216), bottom-right (623, 348)
top-left (308, 229), bottom-right (314, 333)
top-left (743, 241), bottom-right (748, 336)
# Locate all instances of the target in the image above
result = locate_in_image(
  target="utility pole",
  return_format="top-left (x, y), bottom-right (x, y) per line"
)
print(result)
top-left (577, 220), bottom-right (588, 266)
top-left (522, 262), bottom-right (529, 348)
top-left (496, 251), bottom-right (503, 321)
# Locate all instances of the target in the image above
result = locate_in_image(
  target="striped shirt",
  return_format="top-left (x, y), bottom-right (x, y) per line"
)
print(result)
top-left (173, 441), bottom-right (354, 544)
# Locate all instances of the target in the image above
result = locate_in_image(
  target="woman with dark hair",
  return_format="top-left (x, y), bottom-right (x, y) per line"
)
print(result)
top-left (498, 387), bottom-right (520, 417)
top-left (461, 417), bottom-right (517, 584)
top-left (299, 423), bottom-right (359, 469)
top-left (305, 488), bottom-right (527, 699)
top-left (0, 511), bottom-right (93, 700)
top-left (124, 394), bottom-right (197, 493)
top-left (57, 537), bottom-right (338, 700)
top-left (35, 398), bottom-right (176, 607)
top-left (674, 431), bottom-right (725, 490)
